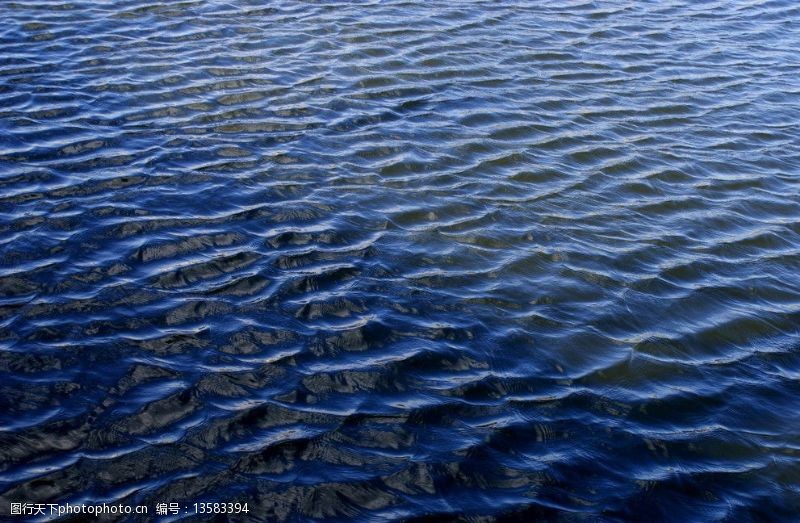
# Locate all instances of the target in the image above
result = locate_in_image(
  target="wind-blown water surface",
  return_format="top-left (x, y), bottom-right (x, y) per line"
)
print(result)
top-left (1, 0), bottom-right (800, 521)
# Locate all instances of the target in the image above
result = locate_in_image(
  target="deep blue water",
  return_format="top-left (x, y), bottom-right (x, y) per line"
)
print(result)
top-left (1, 0), bottom-right (800, 521)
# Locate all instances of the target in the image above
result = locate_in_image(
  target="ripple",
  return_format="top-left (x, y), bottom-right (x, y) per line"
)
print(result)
top-left (1, 0), bottom-right (800, 520)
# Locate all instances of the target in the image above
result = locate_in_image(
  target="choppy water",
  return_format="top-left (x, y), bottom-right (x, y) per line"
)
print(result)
top-left (1, 0), bottom-right (800, 521)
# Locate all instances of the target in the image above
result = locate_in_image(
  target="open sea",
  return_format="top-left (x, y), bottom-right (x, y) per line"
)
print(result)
top-left (1, 0), bottom-right (800, 521)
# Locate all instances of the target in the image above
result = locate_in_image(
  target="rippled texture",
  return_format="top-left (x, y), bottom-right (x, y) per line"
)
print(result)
top-left (1, 0), bottom-right (800, 520)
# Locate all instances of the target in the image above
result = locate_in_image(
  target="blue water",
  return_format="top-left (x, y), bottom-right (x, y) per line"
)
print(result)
top-left (1, 1), bottom-right (800, 521)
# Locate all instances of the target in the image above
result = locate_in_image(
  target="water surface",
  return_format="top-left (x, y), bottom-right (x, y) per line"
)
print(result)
top-left (1, 0), bottom-right (800, 521)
